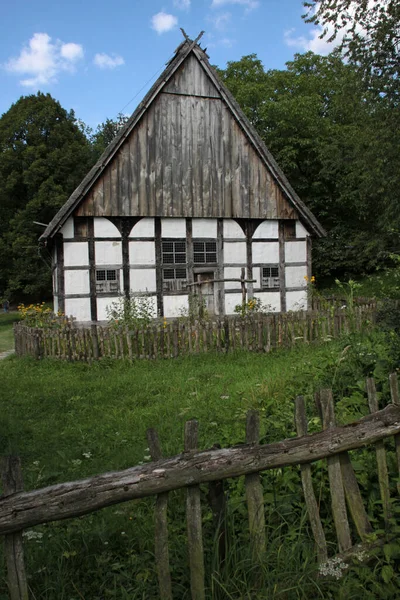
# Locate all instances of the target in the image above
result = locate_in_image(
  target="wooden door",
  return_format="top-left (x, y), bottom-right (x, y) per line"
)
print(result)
top-left (197, 272), bottom-right (216, 316)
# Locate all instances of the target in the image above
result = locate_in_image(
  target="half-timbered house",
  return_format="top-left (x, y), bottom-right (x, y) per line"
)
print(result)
top-left (40, 34), bottom-right (325, 322)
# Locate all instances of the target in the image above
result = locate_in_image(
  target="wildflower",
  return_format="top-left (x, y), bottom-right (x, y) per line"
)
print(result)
top-left (311, 276), bottom-right (316, 283)
top-left (304, 275), bottom-right (309, 282)
top-left (23, 530), bottom-right (44, 541)
top-left (71, 459), bottom-right (82, 466)
top-left (319, 557), bottom-right (348, 579)
top-left (82, 452), bottom-right (92, 459)
top-left (220, 395), bottom-right (229, 399)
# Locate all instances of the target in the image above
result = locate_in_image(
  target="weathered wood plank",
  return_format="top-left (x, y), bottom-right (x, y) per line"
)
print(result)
top-left (1, 405), bottom-right (399, 535)
top-left (146, 429), bottom-right (173, 600)
top-left (1, 457), bottom-right (29, 600)
top-left (245, 411), bottom-right (266, 560)
top-left (185, 420), bottom-right (205, 600)
top-left (366, 377), bottom-right (391, 524)
top-left (294, 396), bottom-right (327, 563)
top-left (319, 389), bottom-right (352, 553)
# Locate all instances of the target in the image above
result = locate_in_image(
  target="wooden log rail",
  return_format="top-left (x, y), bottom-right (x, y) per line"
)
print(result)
top-left (1, 403), bottom-right (400, 536)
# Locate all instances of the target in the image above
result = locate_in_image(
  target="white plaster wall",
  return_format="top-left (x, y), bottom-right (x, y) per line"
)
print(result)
top-left (162, 218), bottom-right (185, 238)
top-left (95, 241), bottom-right (122, 266)
top-left (129, 241), bottom-right (155, 265)
top-left (64, 242), bottom-right (89, 267)
top-left (252, 242), bottom-right (279, 264)
top-left (286, 266), bottom-right (307, 289)
top-left (130, 268), bottom-right (156, 293)
top-left (296, 221), bottom-right (309, 238)
top-left (94, 217), bottom-right (120, 238)
top-left (223, 219), bottom-right (245, 239)
top-left (60, 217), bottom-right (74, 238)
top-left (225, 293), bottom-right (243, 315)
top-left (223, 267), bottom-right (242, 290)
top-left (253, 220), bottom-right (279, 239)
top-left (65, 298), bottom-right (91, 322)
top-left (163, 295), bottom-right (188, 318)
top-left (192, 219), bottom-right (217, 238)
top-left (64, 269), bottom-right (90, 295)
top-left (53, 296), bottom-right (59, 314)
top-left (256, 292), bottom-right (281, 312)
top-left (97, 297), bottom-right (117, 322)
top-left (287, 290), bottom-right (308, 311)
top-left (130, 218), bottom-right (154, 238)
top-left (285, 241), bottom-right (307, 263)
top-left (53, 268), bottom-right (58, 294)
top-left (224, 242), bottom-right (246, 264)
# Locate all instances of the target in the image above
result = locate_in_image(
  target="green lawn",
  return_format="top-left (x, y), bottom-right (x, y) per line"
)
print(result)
top-left (1, 327), bottom-right (399, 599)
top-left (0, 312), bottom-right (19, 353)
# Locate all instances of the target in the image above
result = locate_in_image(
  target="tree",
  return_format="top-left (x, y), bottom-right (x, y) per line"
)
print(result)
top-left (303, 0), bottom-right (400, 99)
top-left (0, 93), bottom-right (94, 301)
top-left (91, 113), bottom-right (130, 158)
top-left (219, 52), bottom-right (400, 278)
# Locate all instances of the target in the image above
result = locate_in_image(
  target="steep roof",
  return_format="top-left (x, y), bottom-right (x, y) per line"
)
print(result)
top-left (41, 35), bottom-right (325, 240)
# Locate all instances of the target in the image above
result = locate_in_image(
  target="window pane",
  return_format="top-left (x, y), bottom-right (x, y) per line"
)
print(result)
top-left (106, 270), bottom-right (117, 281)
top-left (193, 242), bottom-right (203, 252)
top-left (163, 269), bottom-right (175, 280)
top-left (163, 253), bottom-right (174, 264)
top-left (194, 253), bottom-right (204, 263)
top-left (175, 241), bottom-right (186, 253)
top-left (176, 269), bottom-right (187, 279)
top-left (162, 241), bottom-right (173, 253)
top-left (205, 241), bottom-right (216, 252)
top-left (206, 253), bottom-right (216, 263)
top-left (96, 270), bottom-right (106, 281)
top-left (175, 253), bottom-right (186, 264)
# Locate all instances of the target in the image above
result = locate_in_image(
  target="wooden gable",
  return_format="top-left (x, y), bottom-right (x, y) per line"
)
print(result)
top-left (75, 49), bottom-right (297, 221)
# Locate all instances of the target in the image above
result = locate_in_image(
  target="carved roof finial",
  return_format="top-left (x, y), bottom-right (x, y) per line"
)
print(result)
top-left (180, 28), bottom-right (189, 41)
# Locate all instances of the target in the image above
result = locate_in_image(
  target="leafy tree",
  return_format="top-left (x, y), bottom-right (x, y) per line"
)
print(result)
top-left (303, 0), bottom-right (400, 99)
top-left (91, 113), bottom-right (129, 158)
top-left (0, 93), bottom-right (93, 301)
top-left (219, 52), bottom-right (400, 278)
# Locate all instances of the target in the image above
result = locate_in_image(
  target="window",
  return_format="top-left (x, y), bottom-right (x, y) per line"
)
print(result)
top-left (96, 269), bottom-right (119, 293)
top-left (162, 240), bottom-right (186, 264)
top-left (283, 221), bottom-right (296, 240)
top-left (261, 265), bottom-right (279, 289)
top-left (161, 240), bottom-right (187, 292)
top-left (163, 267), bottom-right (187, 292)
top-left (193, 241), bottom-right (217, 264)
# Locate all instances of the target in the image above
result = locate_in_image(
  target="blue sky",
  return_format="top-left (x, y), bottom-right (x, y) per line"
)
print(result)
top-left (0, 0), bottom-right (335, 131)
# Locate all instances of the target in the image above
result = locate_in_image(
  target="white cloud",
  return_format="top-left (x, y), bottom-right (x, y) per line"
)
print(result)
top-left (173, 0), bottom-right (190, 9)
top-left (211, 0), bottom-right (259, 9)
top-left (4, 33), bottom-right (84, 87)
top-left (93, 53), bottom-right (125, 69)
top-left (212, 12), bottom-right (232, 30)
top-left (151, 12), bottom-right (178, 34)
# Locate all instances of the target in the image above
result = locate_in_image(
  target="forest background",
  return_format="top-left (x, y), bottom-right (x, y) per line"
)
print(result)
top-left (1, 0), bottom-right (399, 303)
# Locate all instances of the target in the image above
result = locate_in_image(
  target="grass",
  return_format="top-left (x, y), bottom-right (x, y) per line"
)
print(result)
top-left (0, 312), bottom-right (19, 353)
top-left (1, 326), bottom-right (400, 598)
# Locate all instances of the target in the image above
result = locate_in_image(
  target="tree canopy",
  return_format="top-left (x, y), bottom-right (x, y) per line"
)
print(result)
top-left (0, 93), bottom-right (94, 301)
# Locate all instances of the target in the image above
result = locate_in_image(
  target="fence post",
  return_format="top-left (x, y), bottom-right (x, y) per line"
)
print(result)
top-left (319, 389), bottom-right (352, 553)
top-left (146, 428), bottom-right (173, 600)
top-left (294, 396), bottom-right (328, 563)
top-left (367, 377), bottom-right (391, 525)
top-left (389, 373), bottom-right (400, 495)
top-left (1, 456), bottom-right (29, 600)
top-left (245, 410), bottom-right (266, 560)
top-left (184, 420), bottom-right (205, 600)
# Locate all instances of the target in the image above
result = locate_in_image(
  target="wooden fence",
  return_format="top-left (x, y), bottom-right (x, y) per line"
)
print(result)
top-left (1, 373), bottom-right (399, 599)
top-left (13, 304), bottom-right (377, 362)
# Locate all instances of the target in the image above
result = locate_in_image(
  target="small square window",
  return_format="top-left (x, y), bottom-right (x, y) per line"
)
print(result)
top-left (193, 240), bottom-right (217, 264)
top-left (261, 265), bottom-right (280, 289)
top-left (96, 268), bottom-right (119, 293)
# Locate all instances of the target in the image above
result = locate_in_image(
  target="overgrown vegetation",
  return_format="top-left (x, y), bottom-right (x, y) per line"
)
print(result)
top-left (1, 318), bottom-right (400, 598)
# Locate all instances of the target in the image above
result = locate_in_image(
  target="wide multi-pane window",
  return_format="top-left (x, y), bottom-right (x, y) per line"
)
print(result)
top-left (193, 241), bottom-right (217, 264)
top-left (261, 265), bottom-right (279, 289)
top-left (162, 240), bottom-right (187, 292)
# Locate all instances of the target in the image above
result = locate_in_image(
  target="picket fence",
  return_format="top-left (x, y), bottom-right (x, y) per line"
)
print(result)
top-left (1, 373), bottom-right (399, 600)
top-left (13, 304), bottom-right (377, 362)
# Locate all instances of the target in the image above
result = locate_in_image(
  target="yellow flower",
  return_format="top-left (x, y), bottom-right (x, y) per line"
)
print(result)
top-left (304, 275), bottom-right (309, 282)
top-left (311, 276), bottom-right (316, 283)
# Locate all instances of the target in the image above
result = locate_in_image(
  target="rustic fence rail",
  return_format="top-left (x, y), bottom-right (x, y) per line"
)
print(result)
top-left (1, 373), bottom-right (399, 599)
top-left (13, 303), bottom-right (377, 362)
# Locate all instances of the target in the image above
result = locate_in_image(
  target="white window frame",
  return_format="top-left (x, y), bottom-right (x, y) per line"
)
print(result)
top-left (260, 265), bottom-right (280, 289)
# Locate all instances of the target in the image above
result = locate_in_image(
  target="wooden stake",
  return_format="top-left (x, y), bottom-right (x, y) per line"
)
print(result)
top-left (184, 420), bottom-right (205, 600)
top-left (366, 377), bottom-right (391, 524)
top-left (294, 397), bottom-right (328, 563)
top-left (389, 373), bottom-right (400, 495)
top-left (146, 429), bottom-right (172, 600)
top-left (319, 389), bottom-right (352, 553)
top-left (245, 411), bottom-right (266, 560)
top-left (1, 457), bottom-right (29, 600)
